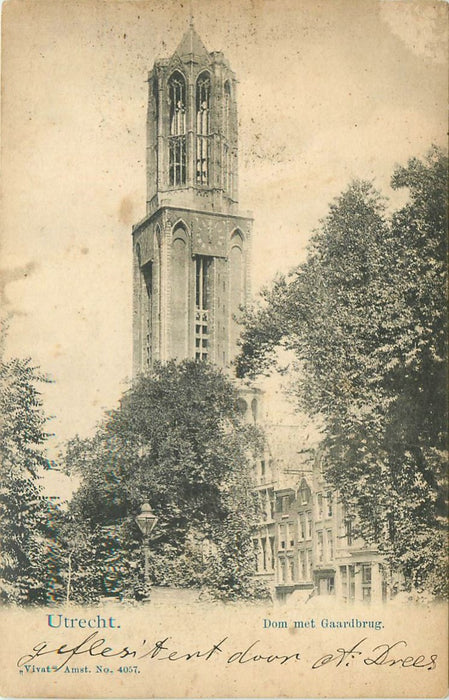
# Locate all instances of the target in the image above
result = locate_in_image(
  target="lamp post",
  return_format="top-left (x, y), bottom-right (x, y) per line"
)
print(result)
top-left (135, 502), bottom-right (158, 601)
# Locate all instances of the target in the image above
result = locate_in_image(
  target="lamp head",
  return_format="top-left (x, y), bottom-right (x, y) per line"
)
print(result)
top-left (135, 502), bottom-right (158, 538)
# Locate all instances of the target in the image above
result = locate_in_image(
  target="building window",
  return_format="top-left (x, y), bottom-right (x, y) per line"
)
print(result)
top-left (361, 564), bottom-right (372, 601)
top-left (195, 256), bottom-right (211, 361)
top-left (168, 72), bottom-right (186, 186)
top-left (317, 530), bottom-right (324, 563)
top-left (279, 558), bottom-right (286, 583)
top-left (340, 565), bottom-right (348, 599)
top-left (223, 143), bottom-right (231, 194)
top-left (287, 520), bottom-right (295, 548)
top-left (349, 564), bottom-right (356, 600)
top-left (195, 256), bottom-right (210, 309)
top-left (345, 518), bottom-right (353, 546)
top-left (277, 494), bottom-right (292, 513)
top-left (317, 493), bottom-right (323, 520)
top-left (223, 81), bottom-right (232, 194)
top-left (269, 537), bottom-right (275, 570)
top-left (169, 138), bottom-right (186, 186)
top-left (299, 550), bottom-right (306, 580)
top-left (169, 72), bottom-right (186, 135)
top-left (326, 491), bottom-right (333, 518)
top-left (299, 515), bottom-right (306, 540)
top-left (196, 72), bottom-right (211, 185)
top-left (306, 511), bottom-right (312, 539)
top-left (224, 80), bottom-right (231, 136)
top-left (307, 549), bottom-right (313, 579)
top-left (289, 558), bottom-right (295, 583)
top-left (326, 529), bottom-right (334, 561)
top-left (279, 523), bottom-right (286, 550)
top-left (237, 397), bottom-right (247, 415)
top-left (299, 483), bottom-right (310, 505)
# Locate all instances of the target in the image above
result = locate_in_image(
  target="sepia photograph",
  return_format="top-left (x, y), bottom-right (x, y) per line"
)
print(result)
top-left (0, 0), bottom-right (447, 697)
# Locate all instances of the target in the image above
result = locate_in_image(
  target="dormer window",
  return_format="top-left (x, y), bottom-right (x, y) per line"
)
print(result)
top-left (196, 72), bottom-right (211, 185)
top-left (168, 72), bottom-right (186, 186)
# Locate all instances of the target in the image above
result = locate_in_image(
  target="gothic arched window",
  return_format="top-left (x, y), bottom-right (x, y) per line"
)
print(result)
top-left (195, 253), bottom-right (211, 361)
top-left (223, 80), bottom-right (232, 194)
top-left (196, 72), bottom-right (211, 185)
top-left (224, 80), bottom-right (231, 137)
top-left (169, 71), bottom-right (186, 135)
top-left (168, 71), bottom-right (186, 186)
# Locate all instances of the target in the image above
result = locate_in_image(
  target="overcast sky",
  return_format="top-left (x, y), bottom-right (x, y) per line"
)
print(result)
top-left (2, 0), bottom-right (447, 452)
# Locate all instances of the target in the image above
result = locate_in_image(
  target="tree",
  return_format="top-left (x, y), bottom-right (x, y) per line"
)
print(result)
top-left (64, 360), bottom-right (267, 601)
top-left (236, 148), bottom-right (448, 597)
top-left (0, 324), bottom-right (57, 604)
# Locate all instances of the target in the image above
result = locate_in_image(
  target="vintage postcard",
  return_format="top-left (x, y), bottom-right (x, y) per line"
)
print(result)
top-left (1, 0), bottom-right (448, 697)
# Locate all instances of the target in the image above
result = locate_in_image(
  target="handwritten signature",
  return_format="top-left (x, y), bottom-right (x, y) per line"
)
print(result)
top-left (312, 638), bottom-right (437, 671)
top-left (16, 633), bottom-right (437, 672)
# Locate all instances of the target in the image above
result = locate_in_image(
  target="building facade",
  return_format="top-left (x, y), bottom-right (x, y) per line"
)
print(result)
top-left (132, 24), bottom-right (252, 375)
top-left (251, 436), bottom-right (391, 604)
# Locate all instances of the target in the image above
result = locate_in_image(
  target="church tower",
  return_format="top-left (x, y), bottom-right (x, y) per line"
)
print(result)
top-left (132, 24), bottom-right (252, 375)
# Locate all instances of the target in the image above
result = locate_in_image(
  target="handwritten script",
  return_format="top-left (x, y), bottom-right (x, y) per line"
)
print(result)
top-left (16, 632), bottom-right (438, 673)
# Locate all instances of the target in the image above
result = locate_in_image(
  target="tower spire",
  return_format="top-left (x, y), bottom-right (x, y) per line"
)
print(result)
top-left (175, 20), bottom-right (208, 58)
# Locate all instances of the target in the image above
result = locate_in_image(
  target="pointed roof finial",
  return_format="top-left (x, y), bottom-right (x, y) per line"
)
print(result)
top-left (175, 18), bottom-right (208, 58)
top-left (189, 0), bottom-right (194, 28)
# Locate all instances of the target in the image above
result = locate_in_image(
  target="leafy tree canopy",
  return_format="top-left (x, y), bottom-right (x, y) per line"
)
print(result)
top-left (236, 147), bottom-right (448, 597)
top-left (64, 360), bottom-right (267, 601)
top-left (0, 322), bottom-right (58, 604)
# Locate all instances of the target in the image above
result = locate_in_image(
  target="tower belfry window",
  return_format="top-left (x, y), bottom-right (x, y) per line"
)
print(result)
top-left (223, 80), bottom-right (232, 194)
top-left (196, 73), bottom-right (211, 185)
top-left (168, 72), bottom-right (186, 186)
top-left (224, 80), bottom-right (231, 139)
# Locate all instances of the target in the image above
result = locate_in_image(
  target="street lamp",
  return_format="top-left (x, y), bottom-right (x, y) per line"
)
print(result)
top-left (135, 502), bottom-right (158, 601)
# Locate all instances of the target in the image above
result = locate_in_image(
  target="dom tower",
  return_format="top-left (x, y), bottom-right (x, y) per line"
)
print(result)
top-left (132, 24), bottom-right (252, 374)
